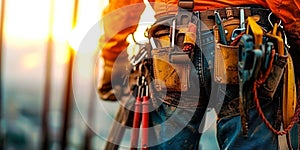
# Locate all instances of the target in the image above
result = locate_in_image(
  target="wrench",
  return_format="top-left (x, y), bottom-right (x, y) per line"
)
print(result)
top-left (215, 10), bottom-right (227, 45)
top-left (231, 8), bottom-right (245, 41)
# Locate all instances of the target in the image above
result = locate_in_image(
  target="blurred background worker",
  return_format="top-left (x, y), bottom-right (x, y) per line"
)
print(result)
top-left (98, 0), bottom-right (300, 149)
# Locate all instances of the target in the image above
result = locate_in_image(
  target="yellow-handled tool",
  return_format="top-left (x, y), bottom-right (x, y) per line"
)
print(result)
top-left (245, 16), bottom-right (263, 49)
top-left (282, 54), bottom-right (297, 128)
top-left (265, 23), bottom-right (284, 56)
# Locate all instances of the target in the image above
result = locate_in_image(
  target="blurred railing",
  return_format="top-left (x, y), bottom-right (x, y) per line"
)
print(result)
top-left (0, 0), bottom-right (5, 148)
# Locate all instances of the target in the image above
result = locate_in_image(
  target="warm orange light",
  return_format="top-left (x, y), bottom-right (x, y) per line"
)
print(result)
top-left (4, 0), bottom-right (154, 67)
top-left (68, 0), bottom-right (105, 52)
top-left (5, 0), bottom-right (50, 40)
top-left (55, 44), bottom-right (70, 65)
top-left (22, 53), bottom-right (39, 69)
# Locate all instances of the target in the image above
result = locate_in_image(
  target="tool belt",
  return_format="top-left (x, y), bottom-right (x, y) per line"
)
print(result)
top-left (148, 10), bottom-right (209, 108)
top-left (147, 6), bottom-right (276, 100)
top-left (213, 8), bottom-right (289, 99)
top-left (140, 0), bottom-right (300, 143)
top-left (147, 5), bottom-right (299, 128)
top-left (212, 7), bottom-right (299, 137)
top-left (148, 7), bottom-right (273, 36)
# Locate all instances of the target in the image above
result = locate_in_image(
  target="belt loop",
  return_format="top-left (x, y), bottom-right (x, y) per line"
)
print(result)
top-left (178, 0), bottom-right (194, 11)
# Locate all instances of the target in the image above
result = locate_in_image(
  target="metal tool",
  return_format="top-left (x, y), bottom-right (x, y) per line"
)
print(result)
top-left (231, 8), bottom-right (245, 41)
top-left (263, 42), bottom-right (273, 70)
top-left (215, 11), bottom-right (227, 45)
top-left (130, 44), bottom-right (148, 66)
top-left (238, 16), bottom-right (264, 137)
top-left (267, 12), bottom-right (290, 49)
top-left (150, 37), bottom-right (157, 49)
top-left (238, 34), bottom-right (253, 137)
top-left (171, 19), bottom-right (176, 48)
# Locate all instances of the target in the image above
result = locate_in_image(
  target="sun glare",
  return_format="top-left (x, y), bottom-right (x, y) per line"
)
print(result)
top-left (5, 0), bottom-right (50, 40)
top-left (22, 53), bottom-right (40, 69)
top-left (68, 0), bottom-right (105, 52)
top-left (4, 0), bottom-right (154, 67)
top-left (4, 0), bottom-right (86, 66)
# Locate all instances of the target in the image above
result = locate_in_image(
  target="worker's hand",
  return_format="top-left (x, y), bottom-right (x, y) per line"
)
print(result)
top-left (97, 52), bottom-right (130, 101)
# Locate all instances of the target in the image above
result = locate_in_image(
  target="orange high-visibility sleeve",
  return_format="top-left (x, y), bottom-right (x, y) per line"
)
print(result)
top-left (265, 0), bottom-right (300, 46)
top-left (100, 0), bottom-right (300, 60)
top-left (99, 0), bottom-right (145, 61)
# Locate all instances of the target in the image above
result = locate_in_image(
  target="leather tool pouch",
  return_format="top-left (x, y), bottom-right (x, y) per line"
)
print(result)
top-left (214, 44), bottom-right (239, 84)
top-left (213, 15), bottom-right (288, 99)
top-left (152, 47), bottom-right (190, 92)
top-left (151, 11), bottom-right (199, 92)
top-left (213, 19), bottom-right (240, 84)
top-left (259, 52), bottom-right (288, 99)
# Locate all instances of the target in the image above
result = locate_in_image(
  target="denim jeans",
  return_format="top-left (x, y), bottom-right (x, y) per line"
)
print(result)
top-left (149, 104), bottom-right (206, 150)
top-left (217, 102), bottom-right (279, 150)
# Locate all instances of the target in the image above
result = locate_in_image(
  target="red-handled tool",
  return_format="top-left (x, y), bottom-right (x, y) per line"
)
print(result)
top-left (141, 81), bottom-right (149, 150)
top-left (130, 77), bottom-right (144, 149)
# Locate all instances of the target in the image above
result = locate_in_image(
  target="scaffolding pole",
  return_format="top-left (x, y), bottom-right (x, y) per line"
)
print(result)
top-left (84, 56), bottom-right (97, 149)
top-left (41, 0), bottom-right (55, 149)
top-left (61, 0), bottom-right (78, 149)
top-left (0, 0), bottom-right (5, 148)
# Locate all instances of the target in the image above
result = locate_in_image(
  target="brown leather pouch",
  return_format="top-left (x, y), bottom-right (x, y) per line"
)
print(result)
top-left (259, 53), bottom-right (288, 99)
top-left (214, 44), bottom-right (239, 84)
top-left (213, 19), bottom-right (240, 84)
top-left (152, 48), bottom-right (190, 92)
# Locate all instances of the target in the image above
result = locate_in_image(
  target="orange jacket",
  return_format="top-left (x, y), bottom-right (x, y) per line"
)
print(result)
top-left (100, 0), bottom-right (300, 61)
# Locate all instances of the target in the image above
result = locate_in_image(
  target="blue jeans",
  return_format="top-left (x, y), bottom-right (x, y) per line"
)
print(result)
top-left (217, 102), bottom-right (279, 150)
top-left (149, 104), bottom-right (206, 150)
top-left (148, 97), bottom-right (281, 150)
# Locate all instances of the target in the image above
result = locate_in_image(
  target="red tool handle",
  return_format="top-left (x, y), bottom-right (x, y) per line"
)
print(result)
top-left (142, 96), bottom-right (149, 150)
top-left (130, 97), bottom-right (142, 148)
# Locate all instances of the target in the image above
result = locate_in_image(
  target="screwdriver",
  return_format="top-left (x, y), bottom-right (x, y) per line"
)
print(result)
top-left (215, 11), bottom-right (227, 45)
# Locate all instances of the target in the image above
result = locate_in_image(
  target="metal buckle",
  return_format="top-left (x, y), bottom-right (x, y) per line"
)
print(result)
top-left (268, 12), bottom-right (290, 49)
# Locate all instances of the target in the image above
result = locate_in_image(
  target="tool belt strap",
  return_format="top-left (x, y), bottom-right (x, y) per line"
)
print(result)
top-left (218, 97), bottom-right (272, 118)
top-left (148, 7), bottom-right (271, 38)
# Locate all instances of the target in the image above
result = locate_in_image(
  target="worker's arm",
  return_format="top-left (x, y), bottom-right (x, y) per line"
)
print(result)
top-left (265, 0), bottom-right (300, 76)
top-left (265, 0), bottom-right (300, 46)
top-left (99, 0), bottom-right (145, 61)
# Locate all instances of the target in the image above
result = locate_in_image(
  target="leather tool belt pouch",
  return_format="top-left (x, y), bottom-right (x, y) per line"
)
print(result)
top-left (213, 19), bottom-right (240, 84)
top-left (151, 11), bottom-right (199, 92)
top-left (259, 52), bottom-right (288, 99)
top-left (152, 47), bottom-right (190, 92)
top-left (214, 44), bottom-right (239, 84)
top-left (213, 12), bottom-right (288, 99)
